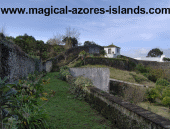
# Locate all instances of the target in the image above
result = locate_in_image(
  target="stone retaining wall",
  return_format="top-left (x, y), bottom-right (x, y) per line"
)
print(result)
top-left (0, 36), bottom-right (52, 83)
top-left (66, 75), bottom-right (170, 129)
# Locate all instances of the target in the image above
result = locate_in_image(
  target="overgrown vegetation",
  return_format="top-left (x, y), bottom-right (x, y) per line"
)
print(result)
top-left (0, 71), bottom-right (51, 129)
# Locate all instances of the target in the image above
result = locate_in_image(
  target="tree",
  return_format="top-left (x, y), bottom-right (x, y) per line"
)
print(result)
top-left (100, 50), bottom-right (106, 56)
top-left (36, 40), bottom-right (46, 58)
top-left (84, 41), bottom-right (96, 46)
top-left (62, 37), bottom-right (78, 49)
top-left (46, 34), bottom-right (64, 45)
top-left (13, 34), bottom-right (37, 54)
top-left (65, 26), bottom-right (80, 40)
top-left (147, 48), bottom-right (163, 57)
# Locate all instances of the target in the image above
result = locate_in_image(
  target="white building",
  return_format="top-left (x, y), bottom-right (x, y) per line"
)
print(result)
top-left (104, 44), bottom-right (121, 58)
top-left (134, 55), bottom-right (165, 62)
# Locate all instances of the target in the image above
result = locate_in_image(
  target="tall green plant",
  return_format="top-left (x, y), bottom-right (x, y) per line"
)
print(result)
top-left (0, 77), bottom-right (18, 129)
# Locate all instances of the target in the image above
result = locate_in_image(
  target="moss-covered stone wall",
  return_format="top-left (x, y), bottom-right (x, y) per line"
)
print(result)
top-left (0, 35), bottom-right (47, 83)
top-left (66, 74), bottom-right (170, 129)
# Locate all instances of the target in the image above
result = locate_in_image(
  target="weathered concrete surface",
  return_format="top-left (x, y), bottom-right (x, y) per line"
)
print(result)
top-left (69, 68), bottom-right (110, 93)
top-left (44, 60), bottom-right (53, 73)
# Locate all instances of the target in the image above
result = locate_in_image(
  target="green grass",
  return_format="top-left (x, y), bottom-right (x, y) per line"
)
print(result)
top-left (137, 102), bottom-right (170, 120)
top-left (38, 72), bottom-right (116, 129)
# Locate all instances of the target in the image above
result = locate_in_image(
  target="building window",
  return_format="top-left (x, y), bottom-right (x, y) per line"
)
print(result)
top-left (117, 48), bottom-right (119, 53)
top-left (108, 49), bottom-right (111, 54)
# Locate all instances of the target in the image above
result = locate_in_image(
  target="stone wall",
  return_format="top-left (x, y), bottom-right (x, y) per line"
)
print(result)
top-left (69, 68), bottom-right (110, 93)
top-left (84, 86), bottom-right (170, 129)
top-left (85, 57), bottom-right (130, 70)
top-left (109, 79), bottom-right (149, 97)
top-left (137, 60), bottom-right (170, 70)
top-left (0, 36), bottom-right (50, 83)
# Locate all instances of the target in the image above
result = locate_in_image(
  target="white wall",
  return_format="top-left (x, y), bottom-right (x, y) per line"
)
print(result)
top-left (104, 47), bottom-right (120, 58)
top-left (134, 55), bottom-right (165, 62)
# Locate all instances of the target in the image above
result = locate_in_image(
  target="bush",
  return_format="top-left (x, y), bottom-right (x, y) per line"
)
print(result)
top-left (69, 76), bottom-right (94, 100)
top-left (99, 50), bottom-right (106, 56)
top-left (162, 96), bottom-right (170, 109)
top-left (59, 66), bottom-right (71, 80)
top-left (145, 88), bottom-right (160, 103)
top-left (0, 77), bottom-right (18, 129)
top-left (135, 64), bottom-right (148, 73)
top-left (128, 61), bottom-right (136, 70)
top-left (148, 68), bottom-right (165, 82)
top-left (162, 87), bottom-right (170, 98)
top-left (74, 60), bottom-right (84, 67)
top-left (156, 78), bottom-right (170, 86)
top-left (155, 85), bottom-right (166, 100)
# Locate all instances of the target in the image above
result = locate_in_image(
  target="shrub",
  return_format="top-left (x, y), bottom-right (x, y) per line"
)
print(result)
top-left (155, 85), bottom-right (166, 100)
top-left (59, 66), bottom-right (71, 80)
top-left (145, 88), bottom-right (160, 103)
top-left (13, 103), bottom-right (49, 129)
top-left (148, 68), bottom-right (165, 82)
top-left (163, 57), bottom-right (170, 62)
top-left (135, 64), bottom-right (148, 73)
top-left (79, 50), bottom-right (86, 57)
top-left (162, 87), bottom-right (170, 98)
top-left (69, 76), bottom-right (94, 100)
top-left (128, 60), bottom-right (136, 70)
top-left (74, 60), bottom-right (84, 67)
top-left (99, 50), bottom-right (106, 56)
top-left (123, 86), bottom-right (146, 104)
top-left (156, 78), bottom-right (170, 86)
top-left (0, 77), bottom-right (18, 129)
top-left (162, 96), bottom-right (170, 109)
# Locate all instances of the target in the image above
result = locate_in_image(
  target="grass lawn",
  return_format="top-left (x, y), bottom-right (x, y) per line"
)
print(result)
top-left (137, 102), bottom-right (170, 120)
top-left (38, 72), bottom-right (116, 129)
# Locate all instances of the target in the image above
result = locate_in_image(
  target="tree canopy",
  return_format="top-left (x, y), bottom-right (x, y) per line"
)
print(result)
top-left (84, 41), bottom-right (97, 46)
top-left (147, 48), bottom-right (163, 57)
top-left (62, 37), bottom-right (78, 49)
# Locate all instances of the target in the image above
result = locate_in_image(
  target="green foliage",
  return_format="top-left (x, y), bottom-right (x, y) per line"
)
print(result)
top-left (147, 48), bottom-right (163, 57)
top-left (155, 85), bottom-right (166, 100)
top-left (163, 57), bottom-right (170, 62)
top-left (74, 60), bottom-right (84, 67)
top-left (135, 64), bottom-right (149, 73)
top-left (129, 73), bottom-right (146, 83)
top-left (156, 78), bottom-right (170, 86)
top-left (128, 61), bottom-right (136, 70)
top-left (8, 73), bottom-right (50, 128)
top-left (145, 88), bottom-right (160, 103)
top-left (63, 37), bottom-right (78, 49)
top-left (74, 76), bottom-right (93, 87)
top-left (69, 76), bottom-right (94, 100)
top-left (117, 55), bottom-right (121, 58)
top-left (41, 51), bottom-right (48, 60)
top-left (99, 50), bottom-right (106, 56)
top-left (162, 96), bottom-right (170, 108)
top-left (0, 77), bottom-right (18, 129)
top-left (84, 41), bottom-right (97, 46)
top-left (148, 69), bottom-right (165, 82)
top-left (79, 50), bottom-right (86, 57)
top-left (59, 66), bottom-right (71, 80)
top-left (162, 87), bottom-right (170, 98)
top-left (13, 103), bottom-right (49, 129)
top-left (53, 45), bottom-right (65, 53)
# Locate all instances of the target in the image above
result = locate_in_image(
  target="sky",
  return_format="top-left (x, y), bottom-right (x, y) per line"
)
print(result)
top-left (1, 0), bottom-right (170, 58)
